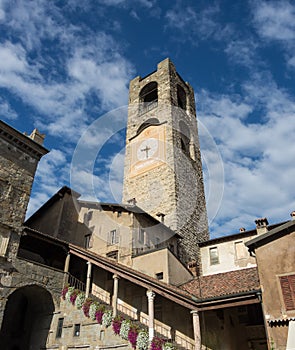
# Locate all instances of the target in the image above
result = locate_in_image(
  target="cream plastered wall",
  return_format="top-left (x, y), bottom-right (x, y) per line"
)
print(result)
top-left (200, 237), bottom-right (257, 276)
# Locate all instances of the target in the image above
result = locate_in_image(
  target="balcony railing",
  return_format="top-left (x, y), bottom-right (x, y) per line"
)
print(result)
top-left (174, 330), bottom-right (195, 350)
top-left (66, 273), bottom-right (86, 291)
top-left (139, 100), bottom-right (158, 115)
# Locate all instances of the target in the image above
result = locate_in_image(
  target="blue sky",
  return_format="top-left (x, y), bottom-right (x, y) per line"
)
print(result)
top-left (1, 0), bottom-right (295, 238)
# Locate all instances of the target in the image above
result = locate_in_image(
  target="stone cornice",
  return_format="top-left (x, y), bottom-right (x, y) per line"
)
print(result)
top-left (0, 120), bottom-right (49, 160)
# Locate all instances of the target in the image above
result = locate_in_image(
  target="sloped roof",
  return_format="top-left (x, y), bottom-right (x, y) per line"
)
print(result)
top-left (246, 220), bottom-right (295, 252)
top-left (180, 267), bottom-right (260, 299)
top-left (22, 226), bottom-right (261, 310)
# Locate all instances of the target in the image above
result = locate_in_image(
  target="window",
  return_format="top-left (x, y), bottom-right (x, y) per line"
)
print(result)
top-left (179, 120), bottom-right (190, 157)
top-left (139, 82), bottom-right (158, 103)
top-left (56, 318), bottom-right (64, 338)
top-left (139, 82), bottom-right (158, 115)
top-left (156, 272), bottom-right (163, 280)
top-left (177, 84), bottom-right (187, 110)
top-left (0, 234), bottom-right (9, 256)
top-left (84, 234), bottom-right (92, 249)
top-left (235, 241), bottom-right (248, 260)
top-left (106, 250), bottom-right (118, 261)
top-left (108, 229), bottom-right (119, 245)
top-left (209, 247), bottom-right (219, 265)
top-left (279, 274), bottom-right (295, 311)
top-left (73, 324), bottom-right (80, 337)
top-left (83, 210), bottom-right (93, 225)
top-left (138, 229), bottom-right (145, 244)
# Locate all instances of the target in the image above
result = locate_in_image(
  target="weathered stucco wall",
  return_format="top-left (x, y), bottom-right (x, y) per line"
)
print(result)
top-left (201, 236), bottom-right (257, 276)
top-left (254, 230), bottom-right (295, 350)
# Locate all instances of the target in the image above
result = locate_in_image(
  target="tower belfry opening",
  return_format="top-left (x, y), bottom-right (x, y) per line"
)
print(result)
top-left (123, 58), bottom-right (209, 264)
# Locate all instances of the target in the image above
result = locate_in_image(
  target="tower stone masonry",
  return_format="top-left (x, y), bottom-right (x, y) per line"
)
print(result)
top-left (122, 58), bottom-right (209, 263)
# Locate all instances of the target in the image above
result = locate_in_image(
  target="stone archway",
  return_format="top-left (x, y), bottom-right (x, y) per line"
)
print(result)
top-left (0, 285), bottom-right (54, 350)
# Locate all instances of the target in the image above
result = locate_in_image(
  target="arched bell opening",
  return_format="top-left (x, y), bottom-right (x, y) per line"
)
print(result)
top-left (179, 120), bottom-right (191, 157)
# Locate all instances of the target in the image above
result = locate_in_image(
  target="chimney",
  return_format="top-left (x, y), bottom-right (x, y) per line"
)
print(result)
top-left (239, 227), bottom-right (246, 233)
top-left (290, 211), bottom-right (295, 220)
top-left (29, 128), bottom-right (45, 145)
top-left (127, 198), bottom-right (137, 206)
top-left (255, 217), bottom-right (269, 235)
top-left (156, 212), bottom-right (165, 223)
top-left (187, 261), bottom-right (197, 277)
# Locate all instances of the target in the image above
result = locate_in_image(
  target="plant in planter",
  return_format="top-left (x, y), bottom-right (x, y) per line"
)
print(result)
top-left (163, 342), bottom-right (175, 350)
top-left (82, 298), bottom-right (93, 317)
top-left (61, 285), bottom-right (69, 300)
top-left (70, 289), bottom-right (79, 305)
top-left (89, 302), bottom-right (99, 321)
top-left (102, 309), bottom-right (113, 327)
top-left (136, 330), bottom-right (149, 350)
top-left (95, 305), bottom-right (106, 324)
top-left (65, 286), bottom-right (75, 302)
top-left (119, 319), bottom-right (131, 340)
top-left (127, 324), bottom-right (139, 349)
top-left (75, 292), bottom-right (85, 309)
top-left (112, 315), bottom-right (124, 335)
top-left (150, 336), bottom-right (164, 350)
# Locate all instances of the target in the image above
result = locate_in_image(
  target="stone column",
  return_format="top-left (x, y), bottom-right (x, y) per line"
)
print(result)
top-left (63, 253), bottom-right (70, 285)
top-left (146, 290), bottom-right (156, 341)
top-left (191, 310), bottom-right (201, 350)
top-left (112, 274), bottom-right (120, 317)
top-left (85, 261), bottom-right (92, 298)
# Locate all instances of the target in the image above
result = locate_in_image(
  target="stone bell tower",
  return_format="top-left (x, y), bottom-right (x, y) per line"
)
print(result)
top-left (0, 121), bottom-right (48, 263)
top-left (122, 58), bottom-right (209, 263)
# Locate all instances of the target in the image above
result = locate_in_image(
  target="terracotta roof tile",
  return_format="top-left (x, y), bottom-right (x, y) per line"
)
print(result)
top-left (181, 267), bottom-right (260, 299)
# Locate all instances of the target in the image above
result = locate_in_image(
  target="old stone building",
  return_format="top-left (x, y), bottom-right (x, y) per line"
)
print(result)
top-left (0, 59), bottom-right (294, 350)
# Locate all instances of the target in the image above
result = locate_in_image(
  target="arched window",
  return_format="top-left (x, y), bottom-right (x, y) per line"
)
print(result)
top-left (139, 82), bottom-right (158, 115)
top-left (137, 118), bottom-right (160, 135)
top-left (139, 82), bottom-right (158, 103)
top-left (177, 84), bottom-right (187, 110)
top-left (179, 120), bottom-right (190, 156)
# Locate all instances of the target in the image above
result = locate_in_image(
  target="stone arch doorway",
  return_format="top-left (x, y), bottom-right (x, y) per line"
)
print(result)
top-left (0, 285), bottom-right (54, 350)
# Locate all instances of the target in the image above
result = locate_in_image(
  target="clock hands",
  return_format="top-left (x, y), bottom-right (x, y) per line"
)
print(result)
top-left (141, 145), bottom-right (151, 159)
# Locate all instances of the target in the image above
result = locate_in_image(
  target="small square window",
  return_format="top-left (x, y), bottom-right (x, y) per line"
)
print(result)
top-left (73, 324), bottom-right (80, 337)
top-left (107, 250), bottom-right (118, 261)
top-left (156, 272), bottom-right (163, 280)
top-left (209, 247), bottom-right (219, 265)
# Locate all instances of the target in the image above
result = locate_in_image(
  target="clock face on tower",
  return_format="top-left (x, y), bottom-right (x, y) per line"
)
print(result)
top-left (136, 138), bottom-right (159, 161)
top-left (129, 124), bottom-right (166, 177)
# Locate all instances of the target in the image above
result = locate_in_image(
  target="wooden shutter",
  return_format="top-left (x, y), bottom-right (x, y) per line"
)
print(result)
top-left (279, 274), bottom-right (295, 311)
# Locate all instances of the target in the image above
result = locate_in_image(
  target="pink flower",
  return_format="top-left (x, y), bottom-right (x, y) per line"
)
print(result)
top-left (112, 316), bottom-right (124, 335)
top-left (128, 326), bottom-right (138, 349)
top-left (150, 336), bottom-right (164, 350)
top-left (95, 310), bottom-right (104, 324)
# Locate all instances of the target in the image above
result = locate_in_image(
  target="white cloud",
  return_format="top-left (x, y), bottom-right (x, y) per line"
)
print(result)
top-left (0, 2), bottom-right (133, 141)
top-left (0, 42), bottom-right (28, 73)
top-left (252, 0), bottom-right (295, 41)
top-left (198, 76), bottom-right (295, 237)
top-left (0, 99), bottom-right (18, 120)
top-left (251, 0), bottom-right (295, 69)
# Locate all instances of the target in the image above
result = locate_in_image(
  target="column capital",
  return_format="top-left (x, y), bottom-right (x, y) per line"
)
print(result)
top-left (113, 273), bottom-right (120, 280)
top-left (86, 261), bottom-right (92, 265)
top-left (146, 289), bottom-right (156, 300)
top-left (191, 310), bottom-right (199, 315)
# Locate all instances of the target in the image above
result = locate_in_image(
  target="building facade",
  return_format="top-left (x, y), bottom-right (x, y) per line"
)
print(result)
top-left (0, 59), bottom-right (293, 350)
